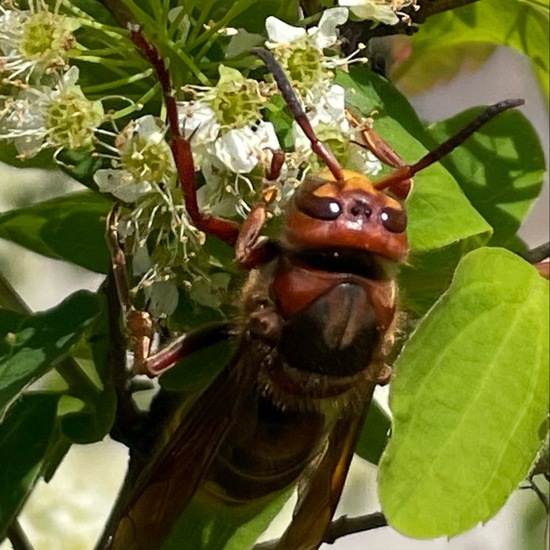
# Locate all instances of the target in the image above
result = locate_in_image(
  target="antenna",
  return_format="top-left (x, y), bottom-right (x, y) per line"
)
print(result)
top-left (252, 48), bottom-right (345, 182)
top-left (374, 99), bottom-right (525, 192)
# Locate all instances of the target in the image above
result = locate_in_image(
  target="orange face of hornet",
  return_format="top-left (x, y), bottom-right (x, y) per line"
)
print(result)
top-left (284, 169), bottom-right (408, 262)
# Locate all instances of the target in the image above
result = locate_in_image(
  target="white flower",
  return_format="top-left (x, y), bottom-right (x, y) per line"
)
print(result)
top-left (293, 85), bottom-right (382, 176)
top-left (94, 115), bottom-right (176, 202)
top-left (338, 0), bottom-right (418, 25)
top-left (266, 8), bottom-right (348, 51)
top-left (213, 121), bottom-right (280, 174)
top-left (0, 87), bottom-right (49, 157)
top-left (94, 169), bottom-right (154, 203)
top-left (292, 85), bottom-right (349, 149)
top-left (115, 182), bottom-right (207, 311)
top-left (178, 101), bottom-right (220, 143)
top-left (195, 156), bottom-right (250, 219)
top-left (0, 4), bottom-right (79, 81)
top-left (177, 65), bottom-right (281, 177)
top-left (264, 8), bottom-right (349, 101)
top-left (0, 66), bottom-right (103, 158)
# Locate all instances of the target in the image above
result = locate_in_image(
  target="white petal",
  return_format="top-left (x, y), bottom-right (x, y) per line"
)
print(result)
top-left (177, 101), bottom-right (220, 143)
top-left (315, 85), bottom-right (347, 125)
top-left (215, 128), bottom-right (257, 173)
top-left (134, 115), bottom-right (166, 145)
top-left (292, 86), bottom-right (349, 141)
top-left (94, 169), bottom-right (152, 202)
top-left (338, 0), bottom-right (399, 24)
top-left (311, 7), bottom-right (348, 49)
top-left (0, 10), bottom-right (26, 54)
top-left (254, 121), bottom-right (281, 150)
top-left (292, 121), bottom-right (313, 156)
top-left (215, 122), bottom-right (280, 173)
top-left (266, 16), bottom-right (305, 44)
top-left (13, 135), bottom-right (45, 158)
top-left (61, 65), bottom-right (80, 88)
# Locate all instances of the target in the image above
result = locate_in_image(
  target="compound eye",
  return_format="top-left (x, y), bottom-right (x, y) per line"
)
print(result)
top-left (296, 192), bottom-right (342, 221)
top-left (380, 206), bottom-right (407, 233)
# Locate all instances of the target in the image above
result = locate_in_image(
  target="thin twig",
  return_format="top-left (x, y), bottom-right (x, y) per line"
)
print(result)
top-left (323, 512), bottom-right (388, 544)
top-left (7, 520), bottom-right (34, 550)
top-left (253, 512), bottom-right (387, 549)
top-left (340, 0), bottom-right (480, 56)
top-left (521, 241), bottom-right (550, 264)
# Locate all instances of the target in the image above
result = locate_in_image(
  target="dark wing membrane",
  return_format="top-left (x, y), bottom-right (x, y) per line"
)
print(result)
top-left (102, 338), bottom-right (260, 550)
top-left (272, 387), bottom-right (374, 550)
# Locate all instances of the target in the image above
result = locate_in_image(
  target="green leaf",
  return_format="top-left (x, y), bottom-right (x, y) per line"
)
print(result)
top-left (0, 393), bottom-right (59, 538)
top-left (0, 192), bottom-right (112, 273)
top-left (0, 144), bottom-right (56, 170)
top-left (427, 107), bottom-right (546, 247)
top-left (396, 0), bottom-right (550, 101)
top-left (0, 291), bottom-right (99, 416)
top-left (355, 400), bottom-right (391, 465)
top-left (61, 290), bottom-right (117, 444)
top-left (379, 247), bottom-right (549, 538)
top-left (57, 150), bottom-right (104, 191)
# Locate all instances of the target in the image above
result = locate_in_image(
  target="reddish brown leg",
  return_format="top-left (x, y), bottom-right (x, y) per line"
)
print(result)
top-left (235, 150), bottom-right (285, 268)
top-left (130, 27), bottom-right (240, 247)
top-left (106, 204), bottom-right (155, 375)
top-left (107, 205), bottom-right (230, 377)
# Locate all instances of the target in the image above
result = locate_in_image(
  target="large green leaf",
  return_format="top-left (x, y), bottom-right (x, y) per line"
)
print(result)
top-left (396, 0), bottom-right (550, 101)
top-left (0, 291), bottom-right (99, 416)
top-left (378, 247), bottom-right (549, 538)
top-left (0, 192), bottom-right (112, 273)
top-left (0, 393), bottom-right (59, 538)
top-left (428, 107), bottom-right (545, 247)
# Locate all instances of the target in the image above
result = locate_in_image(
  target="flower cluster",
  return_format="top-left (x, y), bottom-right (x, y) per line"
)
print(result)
top-left (177, 65), bottom-right (281, 218)
top-left (265, 9), bottom-right (382, 177)
top-left (0, 2), bottom-right (105, 158)
top-left (0, 3), bottom-right (395, 314)
top-left (171, 8), bottom-right (382, 221)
